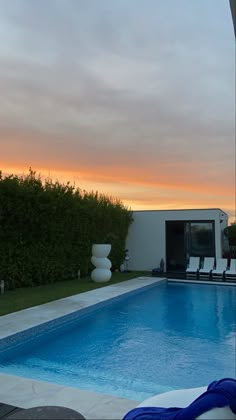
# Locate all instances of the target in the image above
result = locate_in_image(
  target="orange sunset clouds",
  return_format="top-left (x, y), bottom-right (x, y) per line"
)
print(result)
top-left (0, 0), bottom-right (235, 222)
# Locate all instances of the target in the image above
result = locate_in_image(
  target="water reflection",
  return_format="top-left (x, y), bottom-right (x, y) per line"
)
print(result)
top-left (0, 282), bottom-right (235, 399)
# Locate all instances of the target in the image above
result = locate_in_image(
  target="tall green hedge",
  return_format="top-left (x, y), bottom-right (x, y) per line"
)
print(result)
top-left (0, 169), bottom-right (133, 289)
top-left (224, 223), bottom-right (236, 247)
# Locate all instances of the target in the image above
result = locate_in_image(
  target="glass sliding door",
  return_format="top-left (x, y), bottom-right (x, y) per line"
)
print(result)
top-left (184, 221), bottom-right (215, 267)
top-left (166, 220), bottom-right (215, 272)
top-left (187, 222), bottom-right (215, 258)
top-left (166, 221), bottom-right (185, 271)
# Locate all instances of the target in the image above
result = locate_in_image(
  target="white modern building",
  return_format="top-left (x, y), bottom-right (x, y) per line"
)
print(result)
top-left (126, 208), bottom-right (228, 273)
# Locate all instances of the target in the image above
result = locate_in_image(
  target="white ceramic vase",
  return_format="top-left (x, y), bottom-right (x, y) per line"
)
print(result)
top-left (91, 244), bottom-right (112, 282)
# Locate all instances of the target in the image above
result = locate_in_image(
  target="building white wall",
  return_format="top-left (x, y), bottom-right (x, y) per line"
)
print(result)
top-left (126, 211), bottom-right (165, 271)
top-left (126, 209), bottom-right (228, 271)
top-left (215, 210), bottom-right (228, 258)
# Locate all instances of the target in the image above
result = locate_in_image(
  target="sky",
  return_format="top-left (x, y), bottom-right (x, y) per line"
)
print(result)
top-left (0, 0), bottom-right (235, 222)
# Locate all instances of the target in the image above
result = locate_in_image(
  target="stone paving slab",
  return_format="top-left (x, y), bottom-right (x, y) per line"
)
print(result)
top-left (0, 374), bottom-right (137, 419)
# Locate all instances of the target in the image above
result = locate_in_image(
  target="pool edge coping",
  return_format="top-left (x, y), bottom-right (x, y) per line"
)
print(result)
top-left (0, 277), bottom-right (165, 339)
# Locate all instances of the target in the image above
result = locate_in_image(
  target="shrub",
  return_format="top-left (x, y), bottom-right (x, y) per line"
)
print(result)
top-left (0, 169), bottom-right (133, 288)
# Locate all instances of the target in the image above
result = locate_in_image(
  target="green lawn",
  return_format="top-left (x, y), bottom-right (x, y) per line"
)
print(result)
top-left (0, 271), bottom-right (150, 316)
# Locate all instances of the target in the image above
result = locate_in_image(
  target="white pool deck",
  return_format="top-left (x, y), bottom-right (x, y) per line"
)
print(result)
top-left (0, 276), bottom-right (235, 419)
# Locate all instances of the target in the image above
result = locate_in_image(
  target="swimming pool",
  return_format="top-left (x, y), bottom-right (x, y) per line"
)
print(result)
top-left (0, 281), bottom-right (235, 401)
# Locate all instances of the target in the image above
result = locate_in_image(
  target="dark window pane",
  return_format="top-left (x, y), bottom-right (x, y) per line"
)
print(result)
top-left (190, 223), bottom-right (214, 257)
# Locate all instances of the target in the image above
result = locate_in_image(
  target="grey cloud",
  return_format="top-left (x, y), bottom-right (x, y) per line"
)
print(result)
top-left (0, 0), bottom-right (235, 171)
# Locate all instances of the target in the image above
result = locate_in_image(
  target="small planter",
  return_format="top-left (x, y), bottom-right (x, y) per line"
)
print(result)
top-left (91, 244), bottom-right (112, 283)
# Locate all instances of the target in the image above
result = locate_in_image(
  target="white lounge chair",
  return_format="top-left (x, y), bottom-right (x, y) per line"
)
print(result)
top-left (186, 256), bottom-right (200, 279)
top-left (199, 257), bottom-right (215, 280)
top-left (225, 259), bottom-right (236, 282)
top-left (133, 379), bottom-right (236, 420)
top-left (211, 258), bottom-right (228, 281)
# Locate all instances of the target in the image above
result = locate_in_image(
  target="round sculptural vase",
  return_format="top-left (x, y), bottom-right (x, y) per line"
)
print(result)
top-left (91, 244), bottom-right (112, 283)
top-left (92, 244), bottom-right (111, 258)
top-left (91, 256), bottom-right (112, 269)
top-left (91, 268), bottom-right (112, 283)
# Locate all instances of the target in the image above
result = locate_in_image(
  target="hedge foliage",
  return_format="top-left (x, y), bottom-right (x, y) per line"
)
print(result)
top-left (0, 169), bottom-right (133, 289)
top-left (224, 222), bottom-right (236, 258)
top-left (224, 223), bottom-right (236, 247)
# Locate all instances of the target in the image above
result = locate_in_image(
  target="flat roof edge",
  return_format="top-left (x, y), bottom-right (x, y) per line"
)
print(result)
top-left (132, 208), bottom-right (228, 215)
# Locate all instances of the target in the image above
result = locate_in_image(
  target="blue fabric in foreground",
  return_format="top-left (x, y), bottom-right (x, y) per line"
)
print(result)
top-left (123, 378), bottom-right (236, 420)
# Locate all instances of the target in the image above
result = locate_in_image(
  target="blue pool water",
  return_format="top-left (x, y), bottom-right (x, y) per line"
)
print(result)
top-left (0, 282), bottom-right (236, 401)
